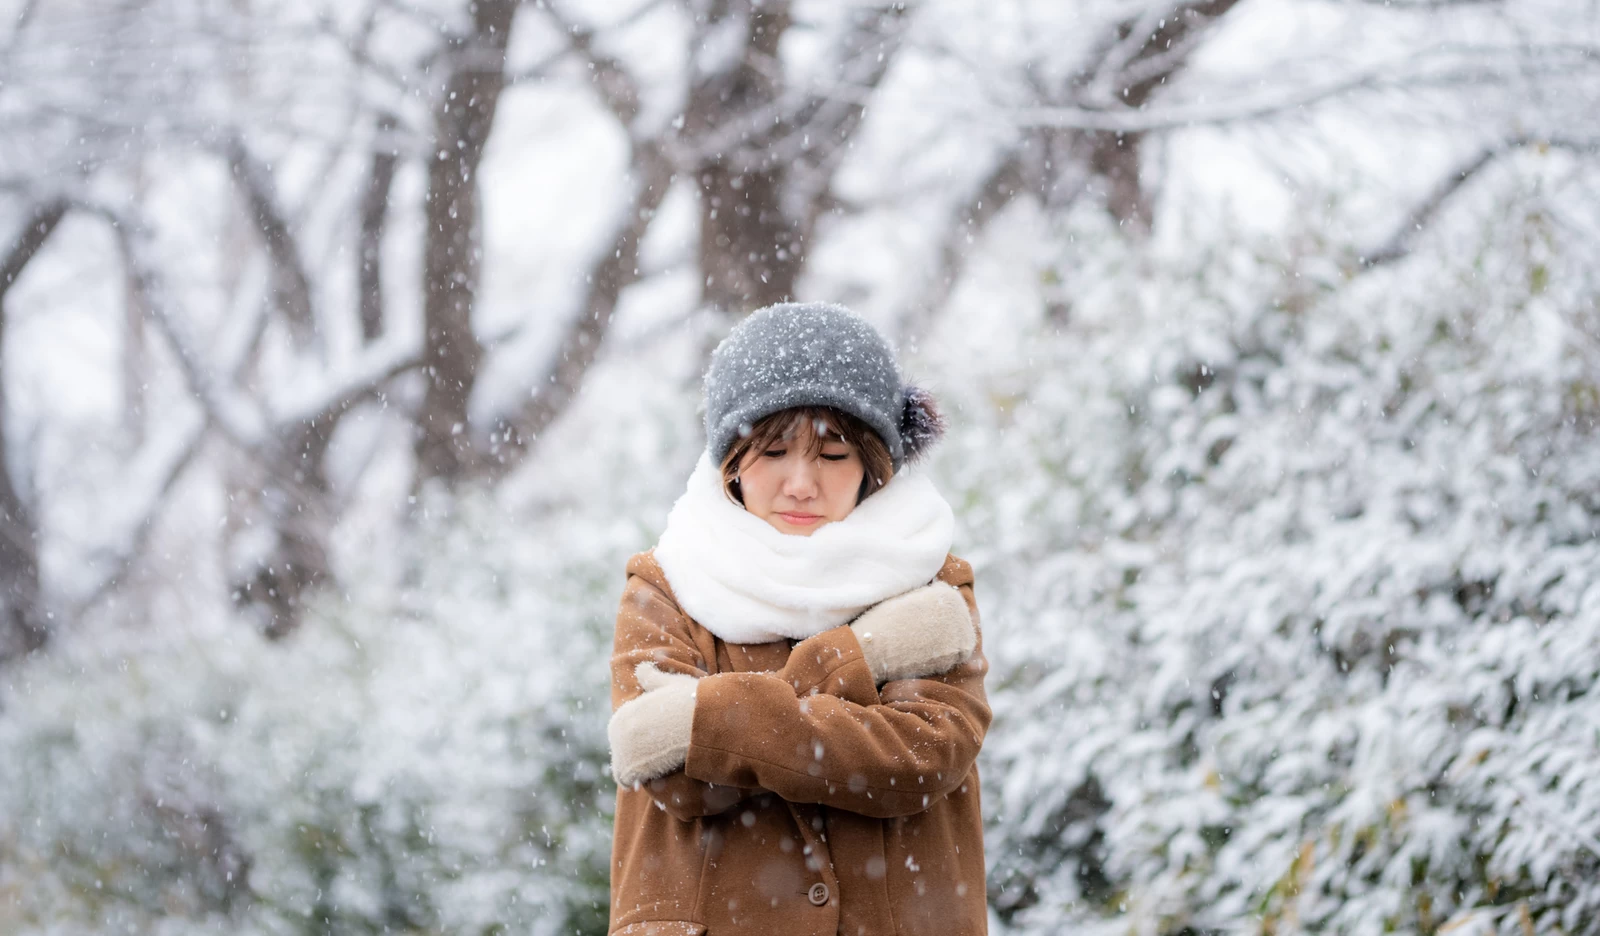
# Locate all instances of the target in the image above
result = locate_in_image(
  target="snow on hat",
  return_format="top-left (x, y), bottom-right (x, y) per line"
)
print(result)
top-left (703, 302), bottom-right (944, 470)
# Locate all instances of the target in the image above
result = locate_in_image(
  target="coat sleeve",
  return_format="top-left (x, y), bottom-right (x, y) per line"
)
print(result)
top-left (610, 566), bottom-right (911, 819)
top-left (611, 571), bottom-right (760, 820)
top-left (683, 581), bottom-right (991, 819)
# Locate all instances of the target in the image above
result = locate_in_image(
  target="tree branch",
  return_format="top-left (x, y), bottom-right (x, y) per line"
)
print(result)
top-left (71, 415), bottom-right (210, 619)
top-left (224, 136), bottom-right (319, 347)
top-left (107, 211), bottom-right (273, 454)
top-left (1361, 135), bottom-right (1600, 269)
top-left (1339, 0), bottom-right (1504, 7)
top-left (1114, 14), bottom-right (1228, 95)
top-left (540, 1), bottom-right (644, 126)
top-left (489, 142), bottom-right (674, 472)
top-left (506, 0), bottom-right (672, 88)
top-left (895, 152), bottom-right (1034, 344)
top-left (1, 0), bottom-right (43, 67)
top-left (775, 4), bottom-right (911, 187)
top-left (0, 198), bottom-right (68, 301)
top-left (274, 343), bottom-right (425, 431)
top-left (1084, 0), bottom-right (1240, 108)
top-left (1008, 45), bottom-right (1600, 134)
top-left (0, 198), bottom-right (64, 663)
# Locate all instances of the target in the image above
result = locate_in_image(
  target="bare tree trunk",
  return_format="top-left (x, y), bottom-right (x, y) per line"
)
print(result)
top-left (360, 112), bottom-right (399, 344)
top-left (687, 1), bottom-right (907, 317)
top-left (414, 0), bottom-right (517, 485)
top-left (698, 163), bottom-right (804, 314)
top-left (1075, 0), bottom-right (1241, 233)
top-left (0, 199), bottom-right (66, 662)
top-left (688, 3), bottom-right (799, 315)
top-left (1084, 132), bottom-right (1151, 232)
top-left (226, 463), bottom-right (333, 641)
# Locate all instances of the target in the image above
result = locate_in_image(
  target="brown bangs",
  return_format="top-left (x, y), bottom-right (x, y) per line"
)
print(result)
top-left (719, 406), bottom-right (894, 506)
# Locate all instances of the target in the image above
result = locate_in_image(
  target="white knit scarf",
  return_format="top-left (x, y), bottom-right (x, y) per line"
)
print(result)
top-left (652, 453), bottom-right (956, 644)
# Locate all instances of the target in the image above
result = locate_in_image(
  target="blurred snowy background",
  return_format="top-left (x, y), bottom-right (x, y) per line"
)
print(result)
top-left (2, 0), bottom-right (1599, 933)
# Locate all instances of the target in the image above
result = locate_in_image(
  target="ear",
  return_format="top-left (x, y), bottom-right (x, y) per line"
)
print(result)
top-left (899, 385), bottom-right (946, 463)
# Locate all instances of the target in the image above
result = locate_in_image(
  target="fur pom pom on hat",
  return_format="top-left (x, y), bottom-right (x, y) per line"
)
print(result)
top-left (899, 385), bottom-right (946, 464)
top-left (704, 302), bottom-right (945, 470)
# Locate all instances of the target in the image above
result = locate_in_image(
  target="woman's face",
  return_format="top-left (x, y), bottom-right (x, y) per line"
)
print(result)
top-left (737, 420), bottom-right (866, 536)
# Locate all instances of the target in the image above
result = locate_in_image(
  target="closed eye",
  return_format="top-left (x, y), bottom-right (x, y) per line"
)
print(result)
top-left (763, 448), bottom-right (787, 458)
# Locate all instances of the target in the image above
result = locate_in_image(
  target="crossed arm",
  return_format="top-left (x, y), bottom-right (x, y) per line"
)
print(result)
top-left (608, 569), bottom-right (991, 821)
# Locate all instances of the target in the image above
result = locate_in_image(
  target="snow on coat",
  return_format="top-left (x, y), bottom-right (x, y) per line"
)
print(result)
top-left (608, 551), bottom-right (991, 936)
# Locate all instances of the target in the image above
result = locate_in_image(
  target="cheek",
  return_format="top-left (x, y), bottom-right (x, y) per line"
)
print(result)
top-left (825, 463), bottom-right (866, 509)
top-left (736, 460), bottom-right (776, 508)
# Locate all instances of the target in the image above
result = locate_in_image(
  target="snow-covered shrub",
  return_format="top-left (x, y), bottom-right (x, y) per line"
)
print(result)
top-left (0, 295), bottom-right (715, 930)
top-left (952, 170), bottom-right (1600, 934)
top-left (0, 487), bottom-right (625, 935)
top-left (0, 345), bottom-right (711, 936)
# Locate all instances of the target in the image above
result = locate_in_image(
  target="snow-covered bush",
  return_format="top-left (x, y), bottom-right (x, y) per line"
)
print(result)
top-left (0, 348), bottom-right (713, 936)
top-left (952, 165), bottom-right (1600, 934)
top-left (0, 317), bottom-right (717, 933)
top-left (0, 487), bottom-right (626, 935)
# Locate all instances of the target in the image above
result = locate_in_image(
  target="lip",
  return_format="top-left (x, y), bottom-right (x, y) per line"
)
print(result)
top-left (777, 512), bottom-right (823, 526)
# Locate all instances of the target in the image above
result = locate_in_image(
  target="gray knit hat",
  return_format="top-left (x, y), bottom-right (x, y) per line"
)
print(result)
top-left (703, 302), bottom-right (944, 470)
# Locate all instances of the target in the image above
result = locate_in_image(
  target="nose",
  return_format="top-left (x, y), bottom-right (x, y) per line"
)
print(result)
top-left (780, 456), bottom-right (820, 500)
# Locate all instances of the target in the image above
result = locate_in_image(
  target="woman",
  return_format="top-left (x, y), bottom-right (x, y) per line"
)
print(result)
top-left (606, 302), bottom-right (990, 936)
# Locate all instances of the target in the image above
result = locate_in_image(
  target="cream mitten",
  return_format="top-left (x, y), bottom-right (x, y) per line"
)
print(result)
top-left (848, 581), bottom-right (976, 684)
top-left (609, 662), bottom-right (699, 787)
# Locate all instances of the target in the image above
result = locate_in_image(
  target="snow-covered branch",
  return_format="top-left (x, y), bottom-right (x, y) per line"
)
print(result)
top-left (271, 342), bottom-right (424, 430)
top-left (509, 0), bottom-right (671, 89)
top-left (0, 198), bottom-right (67, 299)
top-left (1362, 134), bottom-right (1600, 268)
top-left (104, 208), bottom-right (273, 454)
top-left (1004, 44), bottom-right (1600, 133)
top-left (223, 136), bottom-right (318, 347)
top-left (71, 414), bottom-right (210, 619)
top-left (490, 140), bottom-right (674, 470)
top-left (538, 1), bottom-right (645, 128)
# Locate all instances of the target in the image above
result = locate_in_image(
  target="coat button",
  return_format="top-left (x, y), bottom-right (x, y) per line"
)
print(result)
top-left (808, 882), bottom-right (829, 906)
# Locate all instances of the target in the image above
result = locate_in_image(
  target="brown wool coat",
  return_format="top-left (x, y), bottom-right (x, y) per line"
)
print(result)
top-left (609, 551), bottom-right (991, 936)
